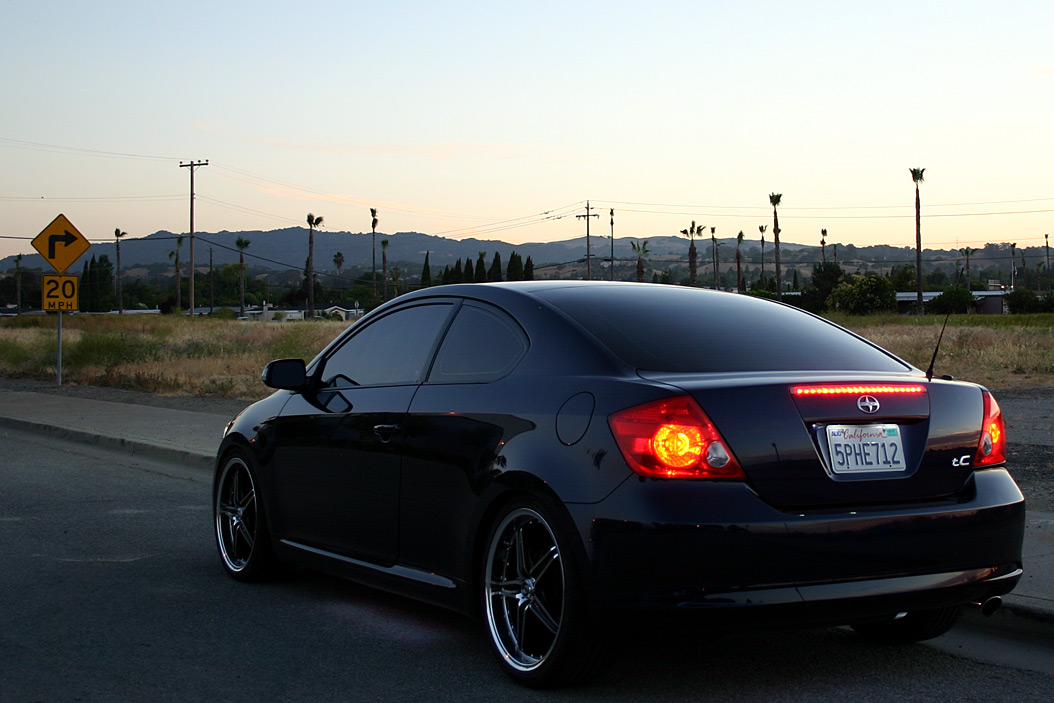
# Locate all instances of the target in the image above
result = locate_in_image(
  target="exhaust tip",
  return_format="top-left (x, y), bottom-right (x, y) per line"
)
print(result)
top-left (977, 596), bottom-right (1002, 617)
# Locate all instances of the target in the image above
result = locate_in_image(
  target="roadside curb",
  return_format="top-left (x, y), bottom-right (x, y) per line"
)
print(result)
top-left (0, 415), bottom-right (215, 474)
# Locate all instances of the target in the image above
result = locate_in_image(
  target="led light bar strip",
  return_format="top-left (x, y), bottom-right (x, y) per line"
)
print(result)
top-left (791, 384), bottom-right (926, 396)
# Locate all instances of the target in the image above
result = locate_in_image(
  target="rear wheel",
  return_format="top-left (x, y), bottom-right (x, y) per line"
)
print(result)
top-left (214, 449), bottom-right (281, 582)
top-left (851, 605), bottom-right (961, 644)
top-left (482, 498), bottom-right (604, 688)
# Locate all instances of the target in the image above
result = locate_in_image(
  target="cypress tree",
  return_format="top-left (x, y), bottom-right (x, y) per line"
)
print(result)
top-left (507, 251), bottom-right (524, 281)
top-left (524, 256), bottom-right (534, 280)
top-left (464, 258), bottom-right (475, 283)
top-left (421, 251), bottom-right (432, 287)
top-left (488, 252), bottom-right (503, 282)
top-left (475, 252), bottom-right (487, 282)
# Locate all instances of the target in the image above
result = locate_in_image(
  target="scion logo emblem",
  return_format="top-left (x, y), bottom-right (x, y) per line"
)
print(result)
top-left (857, 396), bottom-right (881, 414)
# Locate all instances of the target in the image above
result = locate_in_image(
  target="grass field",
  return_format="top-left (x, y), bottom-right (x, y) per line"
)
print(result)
top-left (1, 311), bottom-right (1052, 399)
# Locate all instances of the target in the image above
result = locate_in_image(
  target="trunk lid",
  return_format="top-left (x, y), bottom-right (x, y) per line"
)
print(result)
top-left (649, 373), bottom-right (986, 509)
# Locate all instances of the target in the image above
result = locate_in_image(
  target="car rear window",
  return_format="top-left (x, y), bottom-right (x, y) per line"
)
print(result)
top-left (537, 286), bottom-right (911, 374)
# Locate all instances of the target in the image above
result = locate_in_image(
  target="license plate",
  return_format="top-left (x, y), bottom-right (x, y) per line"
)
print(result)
top-left (825, 424), bottom-right (907, 473)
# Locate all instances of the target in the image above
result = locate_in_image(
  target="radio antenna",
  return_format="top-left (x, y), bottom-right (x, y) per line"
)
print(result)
top-left (925, 267), bottom-right (965, 381)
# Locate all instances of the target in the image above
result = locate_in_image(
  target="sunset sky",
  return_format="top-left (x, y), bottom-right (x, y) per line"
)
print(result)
top-left (2, 0), bottom-right (1052, 264)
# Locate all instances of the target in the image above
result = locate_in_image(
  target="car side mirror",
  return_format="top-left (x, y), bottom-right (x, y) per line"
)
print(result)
top-left (261, 358), bottom-right (307, 391)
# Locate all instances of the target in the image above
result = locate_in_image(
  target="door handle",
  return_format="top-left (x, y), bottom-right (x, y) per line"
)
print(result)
top-left (373, 424), bottom-right (401, 443)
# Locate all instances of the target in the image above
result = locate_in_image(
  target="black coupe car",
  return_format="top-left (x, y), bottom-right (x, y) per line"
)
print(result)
top-left (213, 281), bottom-right (1024, 687)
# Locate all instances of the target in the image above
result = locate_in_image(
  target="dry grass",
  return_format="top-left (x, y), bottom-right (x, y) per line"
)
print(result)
top-left (0, 315), bottom-right (348, 400)
top-left (1, 312), bottom-right (1052, 398)
top-left (843, 316), bottom-right (1054, 390)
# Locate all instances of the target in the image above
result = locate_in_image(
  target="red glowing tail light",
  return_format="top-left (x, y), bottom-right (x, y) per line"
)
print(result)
top-left (975, 390), bottom-right (1006, 467)
top-left (609, 396), bottom-right (744, 479)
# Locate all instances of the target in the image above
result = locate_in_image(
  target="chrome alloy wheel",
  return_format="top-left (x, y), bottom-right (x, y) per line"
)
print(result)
top-left (484, 507), bottom-right (566, 672)
top-left (215, 455), bottom-right (259, 573)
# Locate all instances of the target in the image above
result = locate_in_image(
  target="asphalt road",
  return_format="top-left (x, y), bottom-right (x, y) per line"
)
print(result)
top-left (2, 428), bottom-right (1053, 703)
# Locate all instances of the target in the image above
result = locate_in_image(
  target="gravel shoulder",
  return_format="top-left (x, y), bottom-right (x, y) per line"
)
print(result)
top-left (2, 374), bottom-right (1050, 511)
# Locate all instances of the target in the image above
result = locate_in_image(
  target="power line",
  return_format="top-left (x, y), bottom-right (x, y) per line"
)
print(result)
top-left (0, 137), bottom-right (181, 161)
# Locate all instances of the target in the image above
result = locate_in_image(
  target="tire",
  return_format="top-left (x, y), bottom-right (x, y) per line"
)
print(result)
top-left (851, 605), bottom-right (961, 644)
top-left (481, 497), bottom-right (604, 688)
top-left (214, 448), bottom-right (281, 582)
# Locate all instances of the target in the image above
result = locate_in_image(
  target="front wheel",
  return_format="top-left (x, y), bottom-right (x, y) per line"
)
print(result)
top-left (851, 605), bottom-right (961, 644)
top-left (482, 498), bottom-right (604, 688)
top-left (214, 448), bottom-right (281, 582)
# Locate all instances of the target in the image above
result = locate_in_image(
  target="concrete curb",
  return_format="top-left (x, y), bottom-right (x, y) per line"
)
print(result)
top-left (0, 415), bottom-right (215, 474)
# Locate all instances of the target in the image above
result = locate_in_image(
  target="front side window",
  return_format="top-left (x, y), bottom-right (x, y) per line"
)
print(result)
top-left (320, 303), bottom-right (453, 387)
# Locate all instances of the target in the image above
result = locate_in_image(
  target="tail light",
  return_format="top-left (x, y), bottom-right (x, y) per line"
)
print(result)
top-left (974, 390), bottom-right (1006, 467)
top-left (609, 396), bottom-right (744, 479)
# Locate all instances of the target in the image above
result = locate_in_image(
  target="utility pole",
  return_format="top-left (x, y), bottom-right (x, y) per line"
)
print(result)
top-left (1010, 242), bottom-right (1017, 290)
top-left (209, 247), bottom-right (215, 313)
top-left (576, 200), bottom-right (598, 280)
top-left (609, 209), bottom-right (615, 281)
top-left (180, 159), bottom-right (208, 317)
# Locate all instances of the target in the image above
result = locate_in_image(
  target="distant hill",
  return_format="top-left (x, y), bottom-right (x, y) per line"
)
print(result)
top-left (0, 227), bottom-right (1036, 280)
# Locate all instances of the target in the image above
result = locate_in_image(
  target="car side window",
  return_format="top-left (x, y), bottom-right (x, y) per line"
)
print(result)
top-left (428, 303), bottom-right (528, 383)
top-left (320, 303), bottom-right (453, 387)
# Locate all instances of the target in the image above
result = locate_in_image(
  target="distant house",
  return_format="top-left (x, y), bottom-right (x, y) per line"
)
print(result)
top-left (321, 305), bottom-right (364, 321)
top-left (894, 291), bottom-right (1006, 315)
top-left (245, 302), bottom-right (304, 322)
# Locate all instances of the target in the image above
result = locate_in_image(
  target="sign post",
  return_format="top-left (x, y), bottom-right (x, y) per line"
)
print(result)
top-left (32, 214), bottom-right (91, 386)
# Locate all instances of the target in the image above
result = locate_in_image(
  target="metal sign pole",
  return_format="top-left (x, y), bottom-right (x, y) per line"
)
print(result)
top-left (57, 310), bottom-right (63, 386)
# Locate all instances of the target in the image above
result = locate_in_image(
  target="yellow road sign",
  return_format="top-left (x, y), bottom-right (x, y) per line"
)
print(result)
top-left (42, 274), bottom-right (79, 312)
top-left (32, 214), bottom-right (91, 274)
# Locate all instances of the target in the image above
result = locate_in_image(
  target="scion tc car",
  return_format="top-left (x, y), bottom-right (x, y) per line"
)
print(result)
top-left (213, 281), bottom-right (1025, 687)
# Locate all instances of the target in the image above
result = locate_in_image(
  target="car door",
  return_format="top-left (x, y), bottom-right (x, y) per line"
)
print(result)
top-left (400, 301), bottom-right (532, 575)
top-left (270, 301), bottom-right (455, 565)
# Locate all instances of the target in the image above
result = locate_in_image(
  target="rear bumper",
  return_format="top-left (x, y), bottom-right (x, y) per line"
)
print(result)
top-left (574, 468), bottom-right (1025, 622)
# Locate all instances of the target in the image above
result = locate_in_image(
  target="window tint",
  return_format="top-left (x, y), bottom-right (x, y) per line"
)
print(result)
top-left (320, 303), bottom-right (452, 387)
top-left (537, 287), bottom-right (909, 373)
top-left (428, 303), bottom-right (528, 383)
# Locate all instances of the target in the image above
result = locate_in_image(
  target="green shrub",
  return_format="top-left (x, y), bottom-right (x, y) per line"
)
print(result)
top-left (827, 274), bottom-right (897, 315)
top-left (1005, 289), bottom-right (1040, 314)
top-left (64, 331), bottom-right (161, 370)
top-left (926, 286), bottom-right (975, 315)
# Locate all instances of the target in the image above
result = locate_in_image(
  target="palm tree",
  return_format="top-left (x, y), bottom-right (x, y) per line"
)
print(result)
top-left (114, 228), bottom-right (127, 314)
top-left (820, 228), bottom-right (827, 265)
top-left (306, 213), bottom-right (323, 318)
top-left (958, 247), bottom-right (976, 289)
top-left (370, 208), bottom-right (379, 299)
top-left (735, 231), bottom-right (745, 293)
top-left (13, 254), bottom-right (22, 315)
top-left (168, 235), bottom-right (184, 313)
top-left (333, 251), bottom-right (345, 301)
top-left (630, 240), bottom-right (649, 282)
top-left (910, 168), bottom-right (925, 313)
top-left (758, 225), bottom-right (767, 290)
top-left (381, 239), bottom-right (389, 300)
top-left (769, 193), bottom-right (783, 300)
top-left (680, 221), bottom-right (702, 286)
top-left (236, 237), bottom-right (250, 318)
